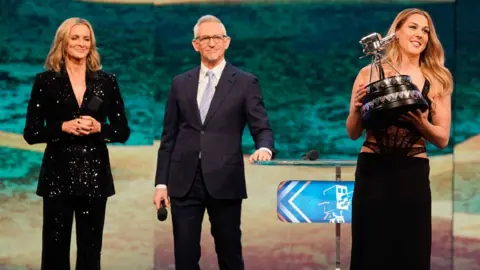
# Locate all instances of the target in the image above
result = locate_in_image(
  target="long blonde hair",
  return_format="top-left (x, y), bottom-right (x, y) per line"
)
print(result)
top-left (384, 8), bottom-right (453, 97)
top-left (44, 17), bottom-right (101, 72)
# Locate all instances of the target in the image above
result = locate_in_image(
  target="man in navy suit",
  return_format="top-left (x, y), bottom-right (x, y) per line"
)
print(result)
top-left (153, 15), bottom-right (275, 270)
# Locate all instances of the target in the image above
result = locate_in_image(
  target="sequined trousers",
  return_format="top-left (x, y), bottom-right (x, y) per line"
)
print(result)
top-left (41, 195), bottom-right (107, 270)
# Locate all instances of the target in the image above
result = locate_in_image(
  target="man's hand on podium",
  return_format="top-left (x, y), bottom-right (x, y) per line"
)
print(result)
top-left (248, 148), bottom-right (272, 164)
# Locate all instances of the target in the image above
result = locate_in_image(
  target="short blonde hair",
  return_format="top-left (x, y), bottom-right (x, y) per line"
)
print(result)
top-left (193, 15), bottom-right (227, 39)
top-left (44, 17), bottom-right (101, 72)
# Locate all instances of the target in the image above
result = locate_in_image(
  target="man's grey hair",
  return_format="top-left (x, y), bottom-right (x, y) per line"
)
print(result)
top-left (193, 15), bottom-right (227, 39)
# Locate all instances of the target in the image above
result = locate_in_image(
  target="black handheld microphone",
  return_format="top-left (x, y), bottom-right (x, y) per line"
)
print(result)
top-left (302, 150), bottom-right (319, 161)
top-left (157, 202), bottom-right (168, 222)
top-left (85, 96), bottom-right (103, 115)
top-left (69, 96), bottom-right (103, 141)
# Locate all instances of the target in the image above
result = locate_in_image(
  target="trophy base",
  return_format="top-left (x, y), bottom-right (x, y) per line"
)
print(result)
top-left (361, 75), bottom-right (429, 130)
top-left (362, 99), bottom-right (428, 129)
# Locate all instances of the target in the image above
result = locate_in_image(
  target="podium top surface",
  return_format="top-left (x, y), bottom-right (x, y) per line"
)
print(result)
top-left (253, 159), bottom-right (357, 167)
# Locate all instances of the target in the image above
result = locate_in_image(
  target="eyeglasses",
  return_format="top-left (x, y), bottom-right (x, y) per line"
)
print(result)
top-left (195, 35), bottom-right (228, 45)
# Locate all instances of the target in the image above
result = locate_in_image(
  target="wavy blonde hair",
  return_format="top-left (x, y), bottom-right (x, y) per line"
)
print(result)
top-left (384, 8), bottom-right (453, 97)
top-left (44, 17), bottom-right (101, 72)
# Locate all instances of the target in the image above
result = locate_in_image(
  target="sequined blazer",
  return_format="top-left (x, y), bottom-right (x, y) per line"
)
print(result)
top-left (23, 68), bottom-right (130, 197)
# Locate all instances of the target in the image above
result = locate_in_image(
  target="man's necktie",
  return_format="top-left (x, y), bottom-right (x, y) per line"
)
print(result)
top-left (199, 70), bottom-right (215, 124)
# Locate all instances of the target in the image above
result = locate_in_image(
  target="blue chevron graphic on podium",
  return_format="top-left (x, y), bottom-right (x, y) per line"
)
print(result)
top-left (277, 180), bottom-right (355, 223)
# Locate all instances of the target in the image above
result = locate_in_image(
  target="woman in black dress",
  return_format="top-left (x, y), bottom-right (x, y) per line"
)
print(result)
top-left (23, 17), bottom-right (130, 269)
top-left (346, 8), bottom-right (453, 270)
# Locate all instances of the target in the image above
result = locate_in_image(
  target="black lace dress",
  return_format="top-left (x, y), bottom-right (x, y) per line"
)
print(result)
top-left (350, 80), bottom-right (433, 270)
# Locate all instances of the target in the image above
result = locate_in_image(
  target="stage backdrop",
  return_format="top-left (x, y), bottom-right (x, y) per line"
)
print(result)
top-left (0, 0), bottom-right (478, 269)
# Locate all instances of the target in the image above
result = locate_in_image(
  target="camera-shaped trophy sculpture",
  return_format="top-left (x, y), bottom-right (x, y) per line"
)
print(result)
top-left (358, 33), bottom-right (429, 129)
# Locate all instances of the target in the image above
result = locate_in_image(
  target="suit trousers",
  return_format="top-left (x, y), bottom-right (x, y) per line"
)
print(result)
top-left (170, 161), bottom-right (244, 270)
top-left (41, 195), bottom-right (107, 270)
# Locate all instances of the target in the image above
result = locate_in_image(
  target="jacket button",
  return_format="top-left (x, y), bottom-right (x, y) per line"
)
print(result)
top-left (201, 130), bottom-right (204, 135)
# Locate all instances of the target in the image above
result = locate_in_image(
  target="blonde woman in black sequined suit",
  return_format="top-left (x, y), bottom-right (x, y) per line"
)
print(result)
top-left (23, 18), bottom-right (130, 270)
top-left (346, 9), bottom-right (453, 270)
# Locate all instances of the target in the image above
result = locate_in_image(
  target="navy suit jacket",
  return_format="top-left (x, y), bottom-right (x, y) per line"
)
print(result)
top-left (154, 62), bottom-right (274, 199)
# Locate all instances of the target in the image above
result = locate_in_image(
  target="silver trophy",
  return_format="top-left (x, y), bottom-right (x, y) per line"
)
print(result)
top-left (358, 32), bottom-right (429, 129)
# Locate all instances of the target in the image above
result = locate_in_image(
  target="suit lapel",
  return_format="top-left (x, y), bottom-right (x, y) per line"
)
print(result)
top-left (56, 67), bottom-right (99, 117)
top-left (203, 63), bottom-right (236, 127)
top-left (56, 67), bottom-right (81, 116)
top-left (186, 67), bottom-right (202, 126)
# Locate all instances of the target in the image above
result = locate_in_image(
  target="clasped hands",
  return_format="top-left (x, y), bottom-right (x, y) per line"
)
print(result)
top-left (61, 116), bottom-right (101, 136)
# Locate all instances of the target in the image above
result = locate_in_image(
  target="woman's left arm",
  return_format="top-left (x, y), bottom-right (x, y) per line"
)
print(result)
top-left (403, 90), bottom-right (451, 149)
top-left (102, 74), bottom-right (130, 143)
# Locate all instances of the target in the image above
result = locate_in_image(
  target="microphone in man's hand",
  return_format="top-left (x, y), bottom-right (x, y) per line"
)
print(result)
top-left (302, 150), bottom-right (319, 161)
top-left (157, 202), bottom-right (168, 222)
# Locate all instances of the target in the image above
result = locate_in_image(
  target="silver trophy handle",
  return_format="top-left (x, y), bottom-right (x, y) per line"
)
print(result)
top-left (359, 32), bottom-right (400, 83)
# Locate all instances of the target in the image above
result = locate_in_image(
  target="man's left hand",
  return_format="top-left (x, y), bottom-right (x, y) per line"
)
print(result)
top-left (248, 149), bottom-right (272, 164)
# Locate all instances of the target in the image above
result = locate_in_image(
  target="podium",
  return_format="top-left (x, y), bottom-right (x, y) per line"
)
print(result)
top-left (254, 159), bottom-right (357, 270)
